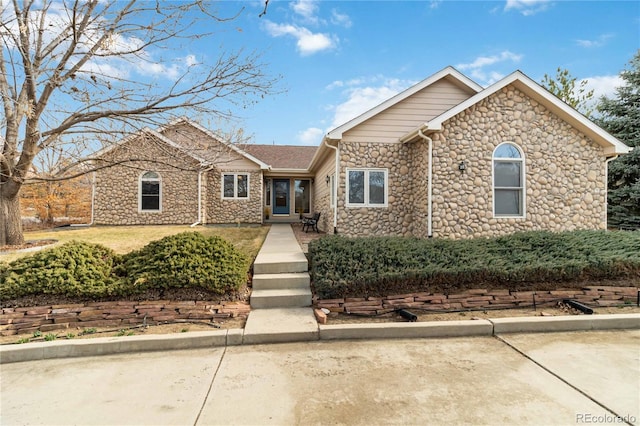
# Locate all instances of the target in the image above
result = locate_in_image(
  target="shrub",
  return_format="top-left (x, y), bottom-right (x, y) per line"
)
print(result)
top-left (0, 241), bottom-right (119, 300)
top-left (115, 232), bottom-right (248, 295)
top-left (308, 230), bottom-right (640, 299)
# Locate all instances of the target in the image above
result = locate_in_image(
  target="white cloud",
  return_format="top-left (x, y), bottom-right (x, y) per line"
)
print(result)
top-left (263, 21), bottom-right (335, 55)
top-left (582, 75), bottom-right (623, 101)
top-left (291, 0), bottom-right (319, 22)
top-left (297, 127), bottom-right (324, 145)
top-left (430, 1), bottom-right (443, 9)
top-left (330, 79), bottom-right (411, 129)
top-left (331, 9), bottom-right (352, 28)
top-left (504, 0), bottom-right (551, 16)
top-left (457, 51), bottom-right (523, 85)
top-left (576, 33), bottom-right (614, 48)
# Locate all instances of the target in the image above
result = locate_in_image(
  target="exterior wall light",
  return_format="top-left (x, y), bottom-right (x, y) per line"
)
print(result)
top-left (458, 161), bottom-right (467, 173)
top-left (325, 175), bottom-right (330, 185)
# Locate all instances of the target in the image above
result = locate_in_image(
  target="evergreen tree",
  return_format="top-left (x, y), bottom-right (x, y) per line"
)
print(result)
top-left (597, 51), bottom-right (640, 229)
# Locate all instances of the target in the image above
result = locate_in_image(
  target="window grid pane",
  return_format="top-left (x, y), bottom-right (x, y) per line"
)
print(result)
top-left (348, 171), bottom-right (365, 204)
top-left (223, 175), bottom-right (235, 198)
top-left (368, 171), bottom-right (385, 205)
top-left (237, 174), bottom-right (248, 198)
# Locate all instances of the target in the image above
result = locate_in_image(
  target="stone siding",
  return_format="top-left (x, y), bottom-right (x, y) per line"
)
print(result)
top-left (205, 170), bottom-right (263, 224)
top-left (337, 142), bottom-right (414, 237)
top-left (94, 135), bottom-right (201, 225)
top-left (428, 86), bottom-right (606, 239)
top-left (335, 85), bottom-right (607, 239)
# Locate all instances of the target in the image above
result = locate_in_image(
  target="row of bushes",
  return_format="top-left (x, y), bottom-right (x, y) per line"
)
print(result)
top-left (308, 230), bottom-right (640, 299)
top-left (0, 232), bottom-right (248, 301)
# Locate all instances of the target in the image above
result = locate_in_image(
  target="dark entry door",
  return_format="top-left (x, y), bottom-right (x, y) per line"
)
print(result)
top-left (273, 179), bottom-right (290, 215)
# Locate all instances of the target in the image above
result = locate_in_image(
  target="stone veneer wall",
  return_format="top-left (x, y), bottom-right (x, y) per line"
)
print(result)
top-left (337, 142), bottom-right (415, 237)
top-left (315, 286), bottom-right (639, 316)
top-left (0, 301), bottom-right (250, 336)
top-left (337, 85), bottom-right (607, 239)
top-left (94, 135), bottom-right (201, 225)
top-left (426, 86), bottom-right (606, 239)
top-left (205, 170), bottom-right (263, 224)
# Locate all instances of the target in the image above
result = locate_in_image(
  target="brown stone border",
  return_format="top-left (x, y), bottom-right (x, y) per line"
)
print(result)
top-left (314, 286), bottom-right (639, 315)
top-left (0, 300), bottom-right (250, 336)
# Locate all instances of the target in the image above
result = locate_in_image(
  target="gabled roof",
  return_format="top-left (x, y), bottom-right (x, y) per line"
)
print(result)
top-left (400, 71), bottom-right (632, 156)
top-left (90, 126), bottom-right (209, 164)
top-left (163, 117), bottom-right (270, 170)
top-left (241, 144), bottom-right (318, 170)
top-left (326, 66), bottom-right (483, 140)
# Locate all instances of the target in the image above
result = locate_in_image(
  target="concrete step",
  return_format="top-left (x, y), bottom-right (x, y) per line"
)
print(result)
top-left (250, 288), bottom-right (312, 309)
top-left (253, 252), bottom-right (308, 274)
top-left (243, 308), bottom-right (319, 344)
top-left (252, 272), bottom-right (310, 290)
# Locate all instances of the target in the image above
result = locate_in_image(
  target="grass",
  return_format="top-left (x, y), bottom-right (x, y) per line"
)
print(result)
top-left (2, 225), bottom-right (269, 263)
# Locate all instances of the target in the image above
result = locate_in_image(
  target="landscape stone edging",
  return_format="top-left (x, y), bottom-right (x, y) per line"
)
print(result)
top-left (314, 286), bottom-right (639, 315)
top-left (0, 300), bottom-right (250, 336)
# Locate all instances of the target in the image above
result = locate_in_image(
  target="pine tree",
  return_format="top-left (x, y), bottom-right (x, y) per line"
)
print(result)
top-left (597, 51), bottom-right (640, 229)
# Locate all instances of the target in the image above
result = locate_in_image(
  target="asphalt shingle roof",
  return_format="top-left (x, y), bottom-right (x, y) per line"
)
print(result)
top-left (241, 144), bottom-right (318, 170)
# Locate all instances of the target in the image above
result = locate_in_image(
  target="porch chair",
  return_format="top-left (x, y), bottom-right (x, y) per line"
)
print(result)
top-left (302, 212), bottom-right (321, 233)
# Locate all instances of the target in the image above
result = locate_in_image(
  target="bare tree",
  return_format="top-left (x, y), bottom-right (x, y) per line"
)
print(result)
top-left (0, 0), bottom-right (278, 246)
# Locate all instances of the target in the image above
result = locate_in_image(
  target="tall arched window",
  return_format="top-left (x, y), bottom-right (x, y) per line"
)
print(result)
top-left (140, 171), bottom-right (161, 212)
top-left (493, 143), bottom-right (524, 217)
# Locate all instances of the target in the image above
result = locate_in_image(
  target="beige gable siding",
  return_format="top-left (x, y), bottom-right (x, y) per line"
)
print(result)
top-left (343, 78), bottom-right (475, 143)
top-left (161, 123), bottom-right (260, 170)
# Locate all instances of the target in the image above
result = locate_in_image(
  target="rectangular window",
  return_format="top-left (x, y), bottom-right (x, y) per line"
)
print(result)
top-left (494, 162), bottom-right (523, 216)
top-left (346, 168), bottom-right (388, 207)
top-left (141, 181), bottom-right (160, 211)
top-left (294, 179), bottom-right (311, 214)
top-left (222, 173), bottom-right (249, 199)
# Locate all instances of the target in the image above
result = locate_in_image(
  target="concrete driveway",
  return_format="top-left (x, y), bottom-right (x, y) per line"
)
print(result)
top-left (1, 330), bottom-right (638, 426)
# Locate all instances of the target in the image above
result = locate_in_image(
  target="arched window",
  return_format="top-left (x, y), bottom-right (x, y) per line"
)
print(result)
top-left (140, 171), bottom-right (161, 212)
top-left (493, 143), bottom-right (524, 217)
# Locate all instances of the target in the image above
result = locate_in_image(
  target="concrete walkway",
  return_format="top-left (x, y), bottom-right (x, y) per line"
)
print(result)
top-left (243, 224), bottom-right (318, 344)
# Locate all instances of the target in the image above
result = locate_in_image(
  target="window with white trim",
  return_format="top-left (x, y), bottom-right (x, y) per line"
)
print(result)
top-left (222, 173), bottom-right (249, 199)
top-left (140, 171), bottom-right (161, 212)
top-left (346, 168), bottom-right (388, 207)
top-left (493, 143), bottom-right (525, 217)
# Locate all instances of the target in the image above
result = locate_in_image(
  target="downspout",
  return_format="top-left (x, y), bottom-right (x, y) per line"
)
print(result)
top-left (323, 138), bottom-right (339, 234)
top-left (417, 129), bottom-right (433, 238)
top-left (191, 165), bottom-right (214, 227)
top-left (604, 155), bottom-right (618, 231)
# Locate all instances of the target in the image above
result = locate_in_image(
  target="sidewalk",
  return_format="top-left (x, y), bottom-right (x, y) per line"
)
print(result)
top-left (2, 330), bottom-right (638, 425)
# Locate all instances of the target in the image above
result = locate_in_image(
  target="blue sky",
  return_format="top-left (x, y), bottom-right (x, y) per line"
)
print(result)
top-left (190, 0), bottom-right (637, 146)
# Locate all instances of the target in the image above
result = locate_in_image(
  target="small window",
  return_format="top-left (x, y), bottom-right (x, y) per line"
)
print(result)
top-left (493, 143), bottom-right (525, 217)
top-left (346, 168), bottom-right (388, 207)
top-left (222, 173), bottom-right (249, 199)
top-left (140, 171), bottom-right (161, 212)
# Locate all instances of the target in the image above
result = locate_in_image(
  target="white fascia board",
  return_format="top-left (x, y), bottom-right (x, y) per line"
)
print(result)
top-left (163, 117), bottom-right (271, 170)
top-left (425, 71), bottom-right (632, 155)
top-left (327, 66), bottom-right (482, 140)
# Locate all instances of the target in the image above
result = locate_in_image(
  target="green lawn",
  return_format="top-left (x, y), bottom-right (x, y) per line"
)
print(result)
top-left (1, 225), bottom-right (270, 264)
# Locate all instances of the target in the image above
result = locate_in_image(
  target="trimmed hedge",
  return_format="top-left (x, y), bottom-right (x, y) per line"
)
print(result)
top-left (308, 230), bottom-right (640, 299)
top-left (0, 241), bottom-right (119, 300)
top-left (114, 232), bottom-right (248, 296)
top-left (0, 232), bottom-right (249, 302)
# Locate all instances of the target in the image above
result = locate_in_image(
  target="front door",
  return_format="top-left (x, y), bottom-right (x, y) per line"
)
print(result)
top-left (273, 179), bottom-right (290, 215)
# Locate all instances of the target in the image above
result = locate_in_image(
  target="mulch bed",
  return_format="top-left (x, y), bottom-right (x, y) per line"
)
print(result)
top-left (0, 239), bottom-right (58, 253)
